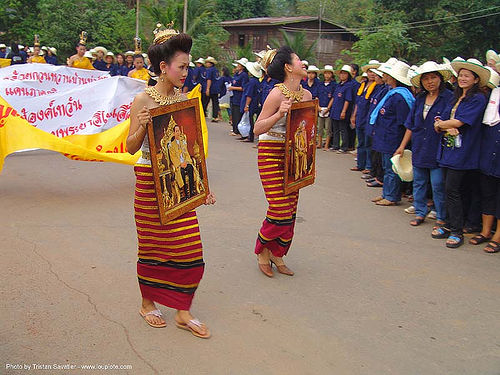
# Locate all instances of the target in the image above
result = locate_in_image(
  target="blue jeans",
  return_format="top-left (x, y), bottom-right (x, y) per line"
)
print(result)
top-left (381, 152), bottom-right (401, 202)
top-left (413, 166), bottom-right (445, 221)
top-left (356, 126), bottom-right (371, 170)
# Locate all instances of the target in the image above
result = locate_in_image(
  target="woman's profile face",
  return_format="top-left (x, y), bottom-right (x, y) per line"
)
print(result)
top-left (457, 68), bottom-right (479, 90)
top-left (288, 53), bottom-right (306, 78)
top-left (163, 51), bottom-right (189, 88)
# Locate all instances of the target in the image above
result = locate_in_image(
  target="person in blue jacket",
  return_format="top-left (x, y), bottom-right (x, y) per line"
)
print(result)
top-left (92, 47), bottom-right (107, 71)
top-left (433, 58), bottom-right (489, 248)
top-left (394, 62), bottom-right (453, 227)
top-left (45, 47), bottom-right (57, 65)
top-left (326, 64), bottom-right (354, 153)
top-left (347, 64), bottom-right (360, 150)
top-left (302, 65), bottom-right (320, 99)
top-left (203, 56), bottom-right (220, 121)
top-left (370, 60), bottom-right (415, 206)
top-left (121, 52), bottom-right (135, 76)
top-left (240, 61), bottom-right (262, 143)
top-left (183, 61), bottom-right (196, 93)
top-left (317, 65), bottom-right (336, 149)
top-left (228, 58), bottom-right (249, 138)
top-left (104, 52), bottom-right (119, 76)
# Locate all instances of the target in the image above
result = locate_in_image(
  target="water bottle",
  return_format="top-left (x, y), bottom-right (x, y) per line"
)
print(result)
top-left (454, 134), bottom-right (462, 148)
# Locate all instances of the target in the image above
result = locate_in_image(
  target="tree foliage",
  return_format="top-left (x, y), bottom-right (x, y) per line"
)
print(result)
top-left (215, 0), bottom-right (270, 21)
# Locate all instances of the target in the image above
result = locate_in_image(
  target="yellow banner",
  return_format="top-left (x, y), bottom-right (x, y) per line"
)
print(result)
top-left (0, 85), bottom-right (207, 173)
top-left (0, 58), bottom-right (11, 68)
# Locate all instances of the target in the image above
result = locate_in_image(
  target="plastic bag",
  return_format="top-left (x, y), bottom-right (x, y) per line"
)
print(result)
top-left (483, 87), bottom-right (500, 126)
top-left (238, 112), bottom-right (251, 137)
top-left (219, 82), bottom-right (231, 109)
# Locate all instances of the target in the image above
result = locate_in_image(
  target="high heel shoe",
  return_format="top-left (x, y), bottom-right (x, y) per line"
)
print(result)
top-left (257, 254), bottom-right (273, 277)
top-left (269, 256), bottom-right (294, 276)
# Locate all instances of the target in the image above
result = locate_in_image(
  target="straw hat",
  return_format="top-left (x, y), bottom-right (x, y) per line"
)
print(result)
top-left (307, 65), bottom-right (320, 73)
top-left (0, 43), bottom-right (6, 49)
top-left (321, 64), bottom-right (335, 73)
top-left (84, 51), bottom-right (95, 59)
top-left (18, 45), bottom-right (24, 50)
top-left (105, 51), bottom-right (116, 63)
top-left (335, 64), bottom-right (354, 77)
top-left (195, 57), bottom-right (205, 64)
top-left (205, 56), bottom-right (217, 64)
top-left (301, 60), bottom-right (309, 67)
top-left (245, 61), bottom-right (263, 78)
top-left (234, 57), bottom-right (248, 66)
top-left (356, 72), bottom-right (368, 83)
top-left (450, 57), bottom-right (490, 87)
top-left (391, 150), bottom-right (413, 182)
top-left (410, 61), bottom-right (453, 88)
top-left (41, 46), bottom-right (48, 51)
top-left (124, 50), bottom-right (134, 57)
top-left (254, 50), bottom-right (266, 59)
top-left (442, 57), bottom-right (457, 78)
top-left (486, 66), bottom-right (499, 89)
top-left (371, 68), bottom-right (384, 78)
top-left (49, 47), bottom-right (57, 55)
top-left (94, 46), bottom-right (107, 55)
top-left (486, 50), bottom-right (500, 64)
top-left (189, 61), bottom-right (195, 68)
top-left (361, 60), bottom-right (381, 73)
top-left (378, 60), bottom-right (412, 86)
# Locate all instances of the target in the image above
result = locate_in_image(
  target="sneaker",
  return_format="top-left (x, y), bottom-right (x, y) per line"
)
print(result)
top-left (426, 210), bottom-right (437, 220)
top-left (404, 206), bottom-right (415, 214)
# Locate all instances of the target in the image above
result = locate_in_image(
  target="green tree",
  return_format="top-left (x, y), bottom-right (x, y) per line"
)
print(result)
top-left (270, 30), bottom-right (318, 63)
top-left (0, 0), bottom-right (42, 46)
top-left (216, 0), bottom-right (270, 21)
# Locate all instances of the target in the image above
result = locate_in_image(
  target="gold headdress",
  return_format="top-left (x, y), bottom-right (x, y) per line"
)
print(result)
top-left (79, 31), bottom-right (88, 46)
top-left (261, 45), bottom-right (277, 70)
top-left (153, 22), bottom-right (179, 45)
top-left (134, 36), bottom-right (142, 54)
top-left (34, 34), bottom-right (40, 48)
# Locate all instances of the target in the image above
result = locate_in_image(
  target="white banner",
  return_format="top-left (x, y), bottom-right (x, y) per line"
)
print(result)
top-left (0, 64), bottom-right (145, 137)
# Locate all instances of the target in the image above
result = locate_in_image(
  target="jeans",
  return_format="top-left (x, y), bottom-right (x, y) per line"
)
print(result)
top-left (381, 152), bottom-right (401, 202)
top-left (356, 126), bottom-right (371, 170)
top-left (413, 166), bottom-right (445, 221)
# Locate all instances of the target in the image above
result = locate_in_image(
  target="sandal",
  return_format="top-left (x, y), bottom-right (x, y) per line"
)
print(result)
top-left (366, 181), bottom-right (383, 187)
top-left (371, 195), bottom-right (383, 202)
top-left (431, 226), bottom-right (450, 239)
top-left (139, 309), bottom-right (166, 328)
top-left (410, 217), bottom-right (425, 226)
top-left (469, 234), bottom-right (492, 245)
top-left (350, 167), bottom-right (362, 171)
top-left (484, 241), bottom-right (500, 253)
top-left (446, 234), bottom-right (464, 249)
top-left (376, 199), bottom-right (397, 206)
top-left (361, 169), bottom-right (371, 174)
top-left (175, 318), bottom-right (211, 339)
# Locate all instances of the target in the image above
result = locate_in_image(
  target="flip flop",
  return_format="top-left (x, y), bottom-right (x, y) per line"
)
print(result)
top-left (139, 309), bottom-right (166, 328)
top-left (410, 217), bottom-right (425, 226)
top-left (366, 181), bottom-right (383, 187)
top-left (175, 319), bottom-right (211, 339)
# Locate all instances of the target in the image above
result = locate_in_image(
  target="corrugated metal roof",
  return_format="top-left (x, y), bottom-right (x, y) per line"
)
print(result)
top-left (220, 16), bottom-right (343, 27)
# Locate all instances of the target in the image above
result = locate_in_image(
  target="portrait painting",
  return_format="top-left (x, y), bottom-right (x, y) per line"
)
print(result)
top-left (284, 99), bottom-right (318, 195)
top-left (148, 98), bottom-right (209, 224)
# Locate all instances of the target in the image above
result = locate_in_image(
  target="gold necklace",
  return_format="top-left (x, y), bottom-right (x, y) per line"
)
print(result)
top-left (145, 86), bottom-right (183, 105)
top-left (275, 83), bottom-right (304, 102)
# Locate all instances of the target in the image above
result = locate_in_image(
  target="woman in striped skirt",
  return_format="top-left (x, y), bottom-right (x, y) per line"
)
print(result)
top-left (127, 29), bottom-right (215, 338)
top-left (253, 46), bottom-right (312, 277)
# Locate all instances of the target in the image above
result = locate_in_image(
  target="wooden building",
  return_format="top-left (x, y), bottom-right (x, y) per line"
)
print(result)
top-left (220, 16), bottom-right (356, 65)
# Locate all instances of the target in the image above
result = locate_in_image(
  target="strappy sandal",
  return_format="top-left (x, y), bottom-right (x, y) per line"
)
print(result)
top-left (446, 234), bottom-right (464, 249)
top-left (431, 226), bottom-right (450, 239)
top-left (176, 319), bottom-right (211, 339)
top-left (367, 181), bottom-right (383, 187)
top-left (484, 241), bottom-right (500, 253)
top-left (139, 309), bottom-right (166, 328)
top-left (469, 234), bottom-right (492, 245)
top-left (410, 217), bottom-right (425, 226)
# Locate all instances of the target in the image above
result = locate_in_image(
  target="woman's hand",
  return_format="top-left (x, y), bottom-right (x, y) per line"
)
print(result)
top-left (278, 99), bottom-right (292, 117)
top-left (446, 128), bottom-right (459, 136)
top-left (137, 106), bottom-right (152, 129)
top-left (434, 119), bottom-right (442, 133)
top-left (340, 111), bottom-right (346, 120)
top-left (205, 192), bottom-right (216, 205)
top-left (393, 146), bottom-right (404, 157)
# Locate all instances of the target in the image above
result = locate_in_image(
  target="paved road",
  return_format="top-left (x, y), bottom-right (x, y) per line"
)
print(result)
top-left (1, 121), bottom-right (499, 375)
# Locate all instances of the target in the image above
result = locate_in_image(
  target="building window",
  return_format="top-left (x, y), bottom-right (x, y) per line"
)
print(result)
top-left (238, 34), bottom-right (245, 47)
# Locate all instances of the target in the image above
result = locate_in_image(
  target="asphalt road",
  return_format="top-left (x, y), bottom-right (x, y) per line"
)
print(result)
top-left (1, 121), bottom-right (499, 375)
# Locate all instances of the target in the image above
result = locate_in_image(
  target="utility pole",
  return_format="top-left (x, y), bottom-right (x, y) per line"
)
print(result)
top-left (317, 1), bottom-right (323, 64)
top-left (136, 0), bottom-right (140, 37)
top-left (183, 0), bottom-right (188, 33)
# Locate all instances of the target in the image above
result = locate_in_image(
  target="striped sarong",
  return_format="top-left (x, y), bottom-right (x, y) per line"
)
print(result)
top-left (255, 140), bottom-right (299, 257)
top-left (134, 164), bottom-right (204, 311)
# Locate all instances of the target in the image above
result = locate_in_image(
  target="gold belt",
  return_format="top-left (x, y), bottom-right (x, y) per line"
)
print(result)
top-left (266, 131), bottom-right (286, 139)
top-left (142, 150), bottom-right (151, 160)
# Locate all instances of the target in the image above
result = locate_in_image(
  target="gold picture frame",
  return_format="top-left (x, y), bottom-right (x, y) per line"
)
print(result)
top-left (148, 98), bottom-right (209, 225)
top-left (283, 99), bottom-right (318, 195)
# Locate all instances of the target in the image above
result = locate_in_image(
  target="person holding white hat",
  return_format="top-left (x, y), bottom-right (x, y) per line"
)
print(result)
top-left (325, 64), bottom-right (354, 153)
top-left (0, 43), bottom-right (6, 58)
top-left (393, 61), bottom-right (453, 226)
top-left (317, 65), bottom-right (336, 149)
top-left (432, 57), bottom-right (489, 248)
top-left (228, 58), bottom-right (249, 137)
top-left (202, 56), bottom-right (220, 121)
top-left (370, 59), bottom-right (415, 206)
top-left (240, 61), bottom-right (263, 142)
top-left (302, 65), bottom-right (320, 99)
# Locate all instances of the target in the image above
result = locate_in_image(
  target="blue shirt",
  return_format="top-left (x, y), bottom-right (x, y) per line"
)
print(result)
top-left (93, 59), bottom-right (107, 71)
top-left (355, 82), bottom-right (380, 130)
top-left (437, 93), bottom-right (488, 170)
top-left (0, 51), bottom-right (6, 58)
top-left (302, 78), bottom-right (320, 99)
top-left (205, 66), bottom-right (219, 95)
top-left (329, 80), bottom-right (353, 120)
top-left (183, 67), bottom-right (196, 91)
top-left (232, 71), bottom-right (249, 107)
top-left (45, 55), bottom-right (57, 65)
top-left (120, 64), bottom-right (134, 76)
top-left (480, 120), bottom-right (500, 178)
top-left (317, 81), bottom-right (336, 107)
top-left (404, 89), bottom-right (453, 168)
top-left (372, 91), bottom-right (413, 154)
top-left (260, 76), bottom-right (278, 106)
top-left (103, 63), bottom-right (118, 76)
top-left (348, 80), bottom-right (360, 117)
top-left (241, 77), bottom-right (260, 114)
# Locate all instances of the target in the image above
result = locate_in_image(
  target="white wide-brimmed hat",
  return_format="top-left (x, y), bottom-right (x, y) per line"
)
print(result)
top-left (254, 50), bottom-right (266, 59)
top-left (391, 150), bottom-right (413, 182)
top-left (442, 57), bottom-right (457, 78)
top-left (301, 60), bottom-right (309, 67)
top-left (18, 45), bottom-right (24, 50)
top-left (486, 50), bottom-right (500, 64)
top-left (84, 51), bottom-right (95, 59)
top-left (245, 61), bottom-right (263, 78)
top-left (124, 50), bottom-right (134, 57)
top-left (321, 64), bottom-right (335, 73)
top-left (378, 60), bottom-right (412, 86)
top-left (486, 66), bottom-right (499, 89)
top-left (94, 46), bottom-right (107, 55)
top-left (194, 57), bottom-right (205, 64)
top-left (189, 61), bottom-right (195, 67)
top-left (234, 57), bottom-right (248, 66)
top-left (49, 47), bottom-right (57, 55)
top-left (362, 60), bottom-right (381, 73)
top-left (356, 72), bottom-right (368, 83)
top-left (410, 61), bottom-right (453, 88)
top-left (371, 68), bottom-right (384, 78)
top-left (0, 43), bottom-right (6, 49)
top-left (205, 56), bottom-right (217, 64)
top-left (335, 64), bottom-right (354, 77)
top-left (105, 51), bottom-right (116, 62)
top-left (450, 57), bottom-right (490, 88)
top-left (307, 65), bottom-right (320, 73)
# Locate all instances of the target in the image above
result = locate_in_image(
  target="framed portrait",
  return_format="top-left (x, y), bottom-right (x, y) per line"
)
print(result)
top-left (147, 98), bottom-right (209, 225)
top-left (283, 99), bottom-right (318, 195)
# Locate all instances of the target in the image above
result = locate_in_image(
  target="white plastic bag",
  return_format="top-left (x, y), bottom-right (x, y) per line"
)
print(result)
top-left (219, 82), bottom-right (231, 109)
top-left (483, 87), bottom-right (500, 126)
top-left (238, 112), bottom-right (251, 137)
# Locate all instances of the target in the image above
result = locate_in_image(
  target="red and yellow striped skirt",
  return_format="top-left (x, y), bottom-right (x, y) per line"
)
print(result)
top-left (134, 164), bottom-right (204, 311)
top-left (255, 140), bottom-right (299, 257)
